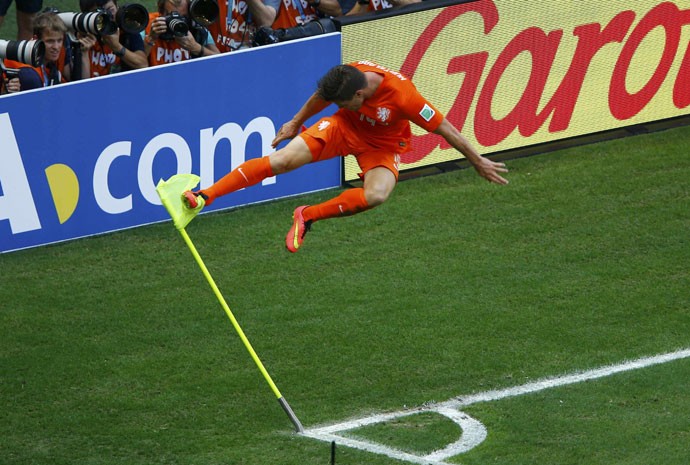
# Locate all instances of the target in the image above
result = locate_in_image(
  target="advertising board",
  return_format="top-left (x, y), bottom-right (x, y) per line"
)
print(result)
top-left (340, 0), bottom-right (690, 179)
top-left (0, 34), bottom-right (342, 253)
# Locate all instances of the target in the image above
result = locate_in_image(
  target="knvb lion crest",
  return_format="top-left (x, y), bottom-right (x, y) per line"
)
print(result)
top-left (377, 107), bottom-right (391, 123)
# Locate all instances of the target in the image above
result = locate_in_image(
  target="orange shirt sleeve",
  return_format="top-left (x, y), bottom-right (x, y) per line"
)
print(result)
top-left (398, 79), bottom-right (444, 133)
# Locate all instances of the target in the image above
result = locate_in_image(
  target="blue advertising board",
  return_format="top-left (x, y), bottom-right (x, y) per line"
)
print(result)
top-left (0, 33), bottom-right (342, 253)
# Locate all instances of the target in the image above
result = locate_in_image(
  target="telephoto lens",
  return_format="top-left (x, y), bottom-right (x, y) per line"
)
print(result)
top-left (116, 3), bottom-right (149, 34)
top-left (0, 39), bottom-right (45, 66)
top-left (58, 11), bottom-right (116, 35)
top-left (189, 0), bottom-right (218, 27)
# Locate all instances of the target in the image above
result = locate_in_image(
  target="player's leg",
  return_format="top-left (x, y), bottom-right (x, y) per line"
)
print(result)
top-left (361, 166), bottom-right (397, 207)
top-left (184, 136), bottom-right (313, 208)
top-left (301, 145), bottom-right (400, 223)
top-left (286, 153), bottom-right (398, 252)
top-left (299, 166), bottom-right (396, 224)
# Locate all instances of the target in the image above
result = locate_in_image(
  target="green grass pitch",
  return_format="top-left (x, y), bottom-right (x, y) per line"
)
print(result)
top-left (1, 124), bottom-right (689, 464)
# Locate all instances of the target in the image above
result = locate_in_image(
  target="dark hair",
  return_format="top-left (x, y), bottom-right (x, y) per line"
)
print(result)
top-left (317, 65), bottom-right (367, 102)
top-left (80, 0), bottom-right (118, 12)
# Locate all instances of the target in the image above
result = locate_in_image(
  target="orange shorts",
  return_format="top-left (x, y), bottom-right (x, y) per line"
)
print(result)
top-left (299, 114), bottom-right (401, 181)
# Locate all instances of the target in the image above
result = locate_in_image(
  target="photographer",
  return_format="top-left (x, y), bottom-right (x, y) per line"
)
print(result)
top-left (345, 0), bottom-right (419, 16)
top-left (1, 65), bottom-right (41, 94)
top-left (272, 0), bottom-right (342, 29)
top-left (144, 0), bottom-right (219, 66)
top-left (78, 0), bottom-right (148, 77)
top-left (2, 10), bottom-right (91, 92)
top-left (208, 0), bottom-right (280, 52)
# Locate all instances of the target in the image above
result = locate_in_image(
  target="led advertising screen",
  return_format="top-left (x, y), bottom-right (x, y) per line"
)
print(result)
top-left (340, 0), bottom-right (690, 179)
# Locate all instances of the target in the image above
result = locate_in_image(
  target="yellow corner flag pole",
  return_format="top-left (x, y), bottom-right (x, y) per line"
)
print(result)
top-left (155, 174), bottom-right (304, 433)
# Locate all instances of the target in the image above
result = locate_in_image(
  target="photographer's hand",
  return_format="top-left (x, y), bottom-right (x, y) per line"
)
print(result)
top-left (78, 33), bottom-right (97, 51)
top-left (101, 30), bottom-right (122, 52)
top-left (149, 17), bottom-right (167, 40)
top-left (176, 32), bottom-right (200, 54)
top-left (4, 77), bottom-right (20, 93)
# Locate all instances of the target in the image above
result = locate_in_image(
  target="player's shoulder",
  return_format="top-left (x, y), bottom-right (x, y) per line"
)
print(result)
top-left (350, 60), bottom-right (410, 82)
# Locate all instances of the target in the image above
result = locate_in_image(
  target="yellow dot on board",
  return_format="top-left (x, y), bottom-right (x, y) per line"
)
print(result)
top-left (44, 164), bottom-right (80, 224)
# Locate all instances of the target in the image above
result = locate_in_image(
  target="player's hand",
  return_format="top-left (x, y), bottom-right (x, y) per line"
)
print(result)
top-left (272, 120), bottom-right (301, 148)
top-left (472, 157), bottom-right (509, 185)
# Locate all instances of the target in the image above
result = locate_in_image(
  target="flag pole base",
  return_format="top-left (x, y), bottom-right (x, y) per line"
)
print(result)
top-left (278, 397), bottom-right (304, 433)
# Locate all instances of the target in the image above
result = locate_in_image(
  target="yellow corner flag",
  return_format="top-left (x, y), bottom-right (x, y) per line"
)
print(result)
top-left (156, 174), bottom-right (203, 230)
top-left (154, 173), bottom-right (304, 433)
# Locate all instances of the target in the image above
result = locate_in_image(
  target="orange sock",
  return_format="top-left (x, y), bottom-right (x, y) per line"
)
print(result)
top-left (200, 157), bottom-right (274, 205)
top-left (303, 188), bottom-right (370, 223)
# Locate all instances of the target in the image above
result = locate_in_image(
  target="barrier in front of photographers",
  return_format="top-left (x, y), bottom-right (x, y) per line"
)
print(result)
top-left (0, 33), bottom-right (341, 253)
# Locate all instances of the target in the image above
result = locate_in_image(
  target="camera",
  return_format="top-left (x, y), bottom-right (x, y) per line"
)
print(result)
top-left (253, 19), bottom-right (337, 46)
top-left (58, 11), bottom-right (116, 35)
top-left (159, 11), bottom-right (189, 40)
top-left (3, 68), bottom-right (20, 79)
top-left (58, 4), bottom-right (149, 36)
top-left (189, 0), bottom-right (218, 27)
top-left (114, 3), bottom-right (149, 34)
top-left (0, 39), bottom-right (45, 67)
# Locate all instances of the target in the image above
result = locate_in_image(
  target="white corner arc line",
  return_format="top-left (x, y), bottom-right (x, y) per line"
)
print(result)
top-left (301, 348), bottom-right (690, 465)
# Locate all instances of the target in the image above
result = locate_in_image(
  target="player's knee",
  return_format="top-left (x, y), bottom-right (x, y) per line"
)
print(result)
top-left (268, 152), bottom-right (288, 174)
top-left (364, 187), bottom-right (391, 207)
top-left (270, 140), bottom-right (312, 174)
top-left (269, 151), bottom-right (298, 174)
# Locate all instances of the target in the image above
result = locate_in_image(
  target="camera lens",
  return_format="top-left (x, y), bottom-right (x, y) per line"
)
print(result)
top-left (59, 11), bottom-right (116, 35)
top-left (116, 3), bottom-right (149, 34)
top-left (167, 16), bottom-right (189, 37)
top-left (189, 0), bottom-right (218, 27)
top-left (0, 39), bottom-right (45, 66)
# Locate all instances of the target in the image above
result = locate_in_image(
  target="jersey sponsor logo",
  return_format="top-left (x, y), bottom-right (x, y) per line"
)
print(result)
top-left (318, 120), bottom-right (331, 131)
top-left (419, 104), bottom-right (435, 122)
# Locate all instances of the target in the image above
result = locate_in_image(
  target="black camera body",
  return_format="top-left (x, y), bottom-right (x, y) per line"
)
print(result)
top-left (253, 19), bottom-right (337, 47)
top-left (159, 11), bottom-right (189, 40)
top-left (3, 67), bottom-right (20, 79)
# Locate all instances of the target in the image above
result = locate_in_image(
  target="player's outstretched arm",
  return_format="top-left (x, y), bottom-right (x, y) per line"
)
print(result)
top-left (272, 92), bottom-right (331, 148)
top-left (434, 118), bottom-right (509, 185)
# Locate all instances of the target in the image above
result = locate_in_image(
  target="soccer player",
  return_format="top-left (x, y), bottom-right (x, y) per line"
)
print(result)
top-left (183, 60), bottom-right (509, 252)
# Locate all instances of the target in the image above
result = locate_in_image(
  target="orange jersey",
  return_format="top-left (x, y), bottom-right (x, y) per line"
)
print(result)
top-left (335, 60), bottom-right (444, 154)
top-left (361, 0), bottom-right (393, 12)
top-left (146, 13), bottom-right (193, 66)
top-left (4, 58), bottom-right (65, 86)
top-left (207, 0), bottom-right (251, 52)
top-left (208, 0), bottom-right (281, 52)
top-left (272, 0), bottom-right (318, 29)
top-left (87, 40), bottom-right (120, 77)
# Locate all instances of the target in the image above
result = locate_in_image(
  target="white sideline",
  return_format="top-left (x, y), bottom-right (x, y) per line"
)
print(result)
top-left (301, 348), bottom-right (690, 465)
